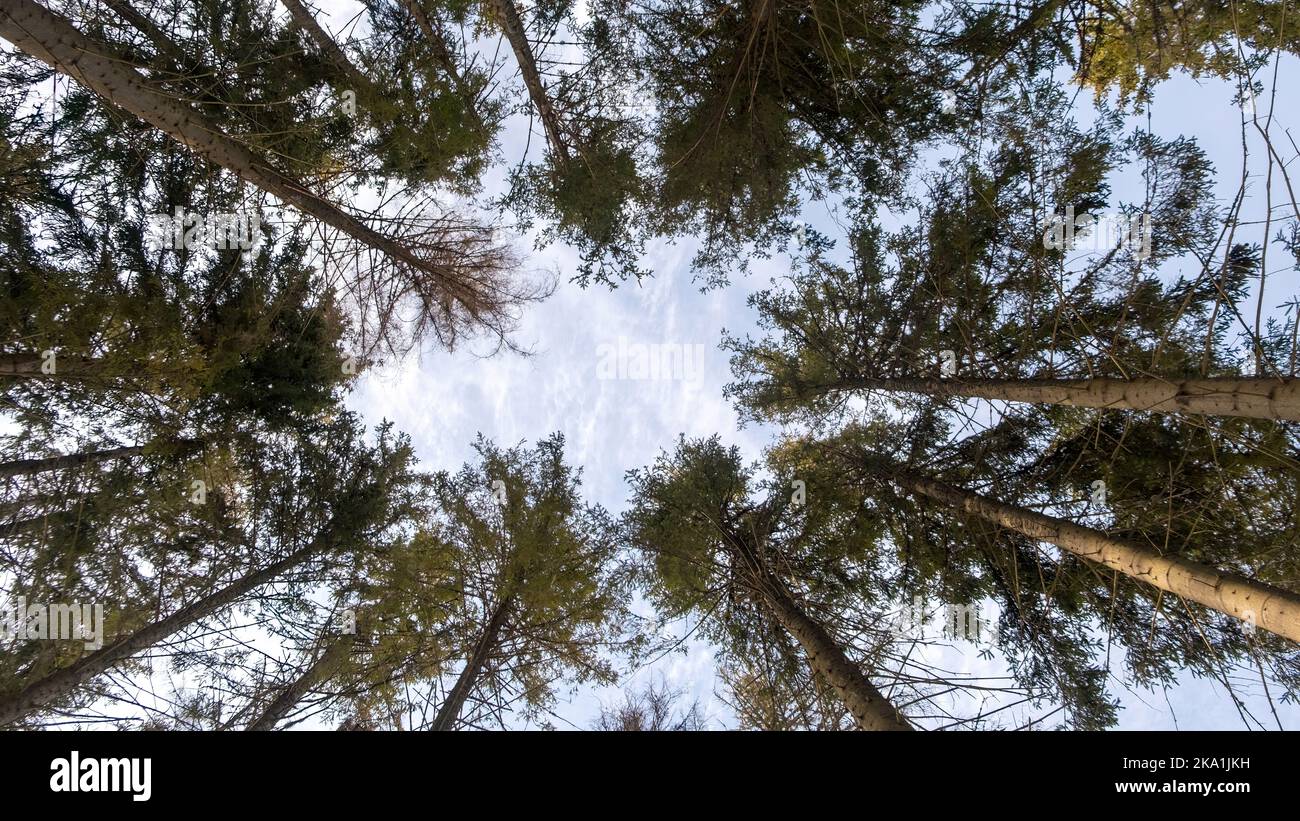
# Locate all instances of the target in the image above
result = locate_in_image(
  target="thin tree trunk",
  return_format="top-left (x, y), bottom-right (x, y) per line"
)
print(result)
top-left (488, 0), bottom-right (570, 166)
top-left (0, 354), bottom-right (42, 375)
top-left (734, 540), bottom-right (912, 731)
top-left (0, 524), bottom-right (340, 726)
top-left (246, 638), bottom-right (351, 730)
top-left (832, 375), bottom-right (1300, 422)
top-left (0, 445), bottom-right (140, 479)
top-left (889, 468), bottom-right (1300, 643)
top-left (0, 0), bottom-right (484, 311)
top-left (402, 0), bottom-right (487, 134)
top-left (278, 0), bottom-right (371, 91)
top-left (101, 0), bottom-right (188, 65)
top-left (0, 438), bottom-right (202, 480)
top-left (427, 595), bottom-right (513, 731)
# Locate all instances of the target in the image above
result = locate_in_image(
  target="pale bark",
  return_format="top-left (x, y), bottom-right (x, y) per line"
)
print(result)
top-left (279, 0), bottom-right (371, 92)
top-left (0, 0), bottom-right (483, 311)
top-left (733, 538), bottom-right (912, 731)
top-left (891, 469), bottom-right (1300, 643)
top-left (488, 0), bottom-right (570, 166)
top-left (0, 439), bottom-right (202, 480)
top-left (762, 578), bottom-right (912, 730)
top-left (246, 638), bottom-right (351, 730)
top-left (427, 595), bottom-right (513, 731)
top-left (0, 523), bottom-right (340, 726)
top-left (833, 375), bottom-right (1300, 422)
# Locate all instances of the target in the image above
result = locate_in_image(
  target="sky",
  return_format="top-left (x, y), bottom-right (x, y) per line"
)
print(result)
top-left (323, 0), bottom-right (1300, 730)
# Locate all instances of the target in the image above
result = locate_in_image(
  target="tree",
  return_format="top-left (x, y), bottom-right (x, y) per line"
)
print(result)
top-left (588, 0), bottom-right (952, 286)
top-left (592, 677), bottom-right (707, 730)
top-left (724, 78), bottom-right (1271, 428)
top-left (624, 436), bottom-right (912, 730)
top-left (1069, 0), bottom-right (1300, 105)
top-left (245, 636), bottom-right (353, 731)
top-left (879, 463), bottom-right (1300, 643)
top-left (777, 418), bottom-right (1300, 727)
top-left (487, 0), bottom-right (572, 168)
top-left (0, 414), bottom-right (421, 727)
top-left (418, 434), bottom-right (632, 730)
top-left (0, 0), bottom-right (535, 358)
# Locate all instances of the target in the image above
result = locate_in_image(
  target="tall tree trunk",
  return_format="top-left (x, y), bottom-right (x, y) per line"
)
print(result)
top-left (4, 444), bottom-right (137, 480)
top-left (278, 0), bottom-right (371, 92)
top-left (0, 438), bottom-right (202, 480)
top-left (732, 537), bottom-right (912, 731)
top-left (487, 0), bottom-right (570, 166)
top-left (246, 638), bottom-right (351, 730)
top-left (0, 0), bottom-right (485, 312)
top-left (427, 595), bottom-right (513, 731)
top-left (831, 375), bottom-right (1300, 422)
top-left (888, 468), bottom-right (1300, 643)
top-left (0, 524), bottom-right (340, 727)
top-left (0, 354), bottom-right (42, 375)
top-left (402, 0), bottom-right (487, 134)
top-left (101, 0), bottom-right (188, 65)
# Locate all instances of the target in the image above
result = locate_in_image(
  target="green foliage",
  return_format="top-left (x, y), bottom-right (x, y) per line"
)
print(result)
top-left (1077, 0), bottom-right (1300, 106)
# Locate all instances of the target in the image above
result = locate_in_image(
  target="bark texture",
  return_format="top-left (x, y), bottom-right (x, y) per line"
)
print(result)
top-left (427, 595), bottom-right (513, 731)
top-left (488, 0), bottom-right (570, 165)
top-left (0, 0), bottom-right (483, 310)
top-left (246, 638), bottom-right (351, 730)
top-left (731, 531), bottom-right (912, 730)
top-left (836, 375), bottom-right (1300, 422)
top-left (0, 524), bottom-right (340, 726)
top-left (892, 469), bottom-right (1300, 643)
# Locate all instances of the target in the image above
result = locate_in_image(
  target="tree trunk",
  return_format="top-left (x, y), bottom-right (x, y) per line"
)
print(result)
top-left (889, 468), bottom-right (1300, 643)
top-left (732, 537), bottom-right (912, 731)
top-left (0, 445), bottom-right (140, 480)
top-left (487, 0), bottom-right (570, 166)
top-left (0, 524), bottom-right (340, 726)
top-left (833, 375), bottom-right (1300, 422)
top-left (0, 439), bottom-right (202, 480)
top-left (0, 0), bottom-right (484, 312)
top-left (0, 354), bottom-right (42, 375)
top-left (101, 0), bottom-right (188, 65)
top-left (278, 0), bottom-right (371, 92)
top-left (402, 0), bottom-right (487, 134)
top-left (427, 595), bottom-right (513, 731)
top-left (0, 511), bottom-right (72, 539)
top-left (246, 638), bottom-right (351, 731)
